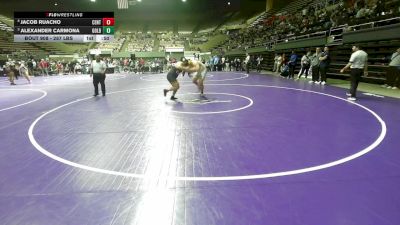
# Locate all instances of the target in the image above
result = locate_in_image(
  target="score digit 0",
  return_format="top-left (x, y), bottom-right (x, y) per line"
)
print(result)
top-left (103, 26), bottom-right (114, 34)
top-left (102, 18), bottom-right (114, 26)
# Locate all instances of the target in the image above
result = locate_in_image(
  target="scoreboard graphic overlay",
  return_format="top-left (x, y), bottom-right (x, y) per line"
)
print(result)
top-left (14, 12), bottom-right (114, 42)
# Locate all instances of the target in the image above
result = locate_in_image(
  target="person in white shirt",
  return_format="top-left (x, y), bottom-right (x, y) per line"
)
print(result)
top-left (298, 51), bottom-right (311, 79)
top-left (277, 54), bottom-right (284, 73)
top-left (5, 62), bottom-right (16, 85)
top-left (310, 47), bottom-right (322, 83)
top-left (244, 53), bottom-right (251, 74)
top-left (17, 62), bottom-right (31, 84)
top-left (90, 55), bottom-right (107, 97)
top-left (221, 57), bottom-right (226, 71)
top-left (382, 47), bottom-right (400, 89)
top-left (225, 57), bottom-right (230, 72)
top-left (273, 54), bottom-right (280, 72)
top-left (256, 55), bottom-right (263, 72)
top-left (74, 63), bottom-right (82, 74)
top-left (340, 45), bottom-right (368, 101)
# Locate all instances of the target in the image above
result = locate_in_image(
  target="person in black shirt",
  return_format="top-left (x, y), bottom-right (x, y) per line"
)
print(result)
top-left (163, 65), bottom-right (183, 100)
top-left (319, 46), bottom-right (331, 85)
top-left (288, 51), bottom-right (298, 79)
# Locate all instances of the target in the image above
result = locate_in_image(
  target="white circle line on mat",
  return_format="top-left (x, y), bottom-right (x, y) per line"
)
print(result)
top-left (0, 89), bottom-right (47, 112)
top-left (28, 84), bottom-right (386, 181)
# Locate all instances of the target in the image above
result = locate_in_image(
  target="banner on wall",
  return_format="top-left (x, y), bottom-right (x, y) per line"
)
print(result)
top-left (165, 47), bottom-right (184, 52)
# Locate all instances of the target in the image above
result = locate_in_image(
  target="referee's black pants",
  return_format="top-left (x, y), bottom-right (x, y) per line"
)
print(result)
top-left (93, 73), bottom-right (106, 95)
top-left (350, 68), bottom-right (363, 97)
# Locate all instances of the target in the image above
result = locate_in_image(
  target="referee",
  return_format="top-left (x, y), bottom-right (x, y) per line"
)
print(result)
top-left (340, 45), bottom-right (368, 101)
top-left (90, 55), bottom-right (107, 97)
